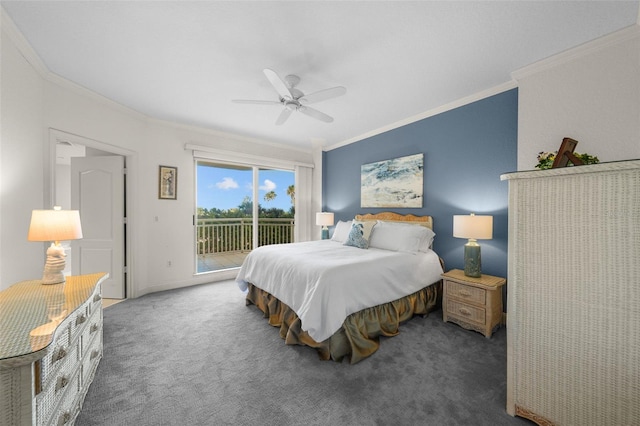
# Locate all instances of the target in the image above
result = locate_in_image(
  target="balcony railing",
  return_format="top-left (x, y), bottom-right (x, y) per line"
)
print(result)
top-left (197, 217), bottom-right (294, 255)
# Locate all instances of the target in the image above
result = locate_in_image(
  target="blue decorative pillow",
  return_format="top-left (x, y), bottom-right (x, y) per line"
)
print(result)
top-left (343, 220), bottom-right (376, 249)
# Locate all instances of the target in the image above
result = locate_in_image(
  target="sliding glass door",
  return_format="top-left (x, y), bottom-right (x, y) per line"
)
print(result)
top-left (195, 160), bottom-right (294, 273)
top-left (256, 167), bottom-right (295, 247)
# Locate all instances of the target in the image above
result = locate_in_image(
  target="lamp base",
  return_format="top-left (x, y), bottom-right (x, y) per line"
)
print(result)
top-left (42, 243), bottom-right (66, 285)
top-left (321, 227), bottom-right (329, 240)
top-left (463, 240), bottom-right (482, 278)
top-left (42, 272), bottom-right (65, 285)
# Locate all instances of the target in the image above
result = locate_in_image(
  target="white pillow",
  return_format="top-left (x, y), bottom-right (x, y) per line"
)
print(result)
top-left (331, 220), bottom-right (352, 243)
top-left (369, 221), bottom-right (435, 253)
top-left (418, 227), bottom-right (436, 252)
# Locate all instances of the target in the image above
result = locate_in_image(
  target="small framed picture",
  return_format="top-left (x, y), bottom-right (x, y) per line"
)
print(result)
top-left (159, 165), bottom-right (177, 200)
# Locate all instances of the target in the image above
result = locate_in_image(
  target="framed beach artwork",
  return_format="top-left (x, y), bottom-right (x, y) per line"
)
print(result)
top-left (159, 165), bottom-right (177, 200)
top-left (361, 153), bottom-right (423, 208)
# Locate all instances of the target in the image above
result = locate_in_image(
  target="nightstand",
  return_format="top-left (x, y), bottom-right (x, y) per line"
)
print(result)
top-left (441, 269), bottom-right (506, 338)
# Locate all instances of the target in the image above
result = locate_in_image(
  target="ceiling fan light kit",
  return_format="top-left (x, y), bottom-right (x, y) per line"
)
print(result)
top-left (233, 68), bottom-right (346, 125)
top-left (284, 100), bottom-right (298, 111)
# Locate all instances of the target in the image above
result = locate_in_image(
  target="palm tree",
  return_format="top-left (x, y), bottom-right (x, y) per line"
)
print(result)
top-left (286, 185), bottom-right (295, 205)
top-left (264, 191), bottom-right (277, 203)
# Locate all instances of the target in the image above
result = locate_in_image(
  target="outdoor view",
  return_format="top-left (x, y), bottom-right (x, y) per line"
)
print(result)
top-left (196, 161), bottom-right (295, 273)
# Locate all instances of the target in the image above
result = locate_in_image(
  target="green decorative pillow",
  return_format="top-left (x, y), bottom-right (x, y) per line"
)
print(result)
top-left (343, 220), bottom-right (376, 249)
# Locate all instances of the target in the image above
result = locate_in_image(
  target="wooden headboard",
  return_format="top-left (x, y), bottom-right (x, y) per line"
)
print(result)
top-left (354, 212), bottom-right (434, 230)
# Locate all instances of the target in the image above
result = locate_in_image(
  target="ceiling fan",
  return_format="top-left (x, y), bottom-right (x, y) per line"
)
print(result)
top-left (233, 69), bottom-right (346, 125)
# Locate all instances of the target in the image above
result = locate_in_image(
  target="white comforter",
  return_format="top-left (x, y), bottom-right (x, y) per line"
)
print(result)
top-left (236, 240), bottom-right (443, 342)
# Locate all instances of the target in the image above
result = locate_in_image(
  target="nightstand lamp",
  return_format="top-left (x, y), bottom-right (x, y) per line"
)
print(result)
top-left (453, 213), bottom-right (493, 278)
top-left (316, 212), bottom-right (334, 240)
top-left (28, 206), bottom-right (83, 284)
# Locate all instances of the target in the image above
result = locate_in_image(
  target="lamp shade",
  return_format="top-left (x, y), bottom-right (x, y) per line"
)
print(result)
top-left (315, 212), bottom-right (334, 227)
top-left (28, 208), bottom-right (83, 242)
top-left (453, 214), bottom-right (493, 240)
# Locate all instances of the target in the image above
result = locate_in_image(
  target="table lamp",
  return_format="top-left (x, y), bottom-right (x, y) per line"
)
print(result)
top-left (28, 206), bottom-right (83, 284)
top-left (453, 213), bottom-right (493, 278)
top-left (316, 212), bottom-right (334, 240)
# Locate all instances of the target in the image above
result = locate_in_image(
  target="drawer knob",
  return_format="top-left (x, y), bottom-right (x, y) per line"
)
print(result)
top-left (56, 375), bottom-right (69, 391)
top-left (53, 347), bottom-right (67, 363)
top-left (459, 290), bottom-right (472, 297)
top-left (459, 307), bottom-right (472, 317)
top-left (76, 314), bottom-right (87, 325)
top-left (58, 410), bottom-right (71, 425)
top-left (90, 324), bottom-right (99, 334)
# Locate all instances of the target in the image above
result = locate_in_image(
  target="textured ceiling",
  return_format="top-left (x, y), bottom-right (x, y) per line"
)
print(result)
top-left (2, 1), bottom-right (638, 150)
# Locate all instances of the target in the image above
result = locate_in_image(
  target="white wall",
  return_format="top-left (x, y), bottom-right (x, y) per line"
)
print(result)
top-left (1, 15), bottom-right (314, 295)
top-left (515, 26), bottom-right (640, 170)
top-left (0, 18), bottom-right (46, 287)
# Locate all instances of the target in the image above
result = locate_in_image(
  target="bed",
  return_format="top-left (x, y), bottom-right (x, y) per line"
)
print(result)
top-left (235, 212), bottom-right (444, 363)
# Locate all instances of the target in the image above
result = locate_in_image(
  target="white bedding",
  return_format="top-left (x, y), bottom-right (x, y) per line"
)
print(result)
top-left (236, 240), bottom-right (443, 342)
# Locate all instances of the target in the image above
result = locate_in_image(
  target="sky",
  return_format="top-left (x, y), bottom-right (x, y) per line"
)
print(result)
top-left (197, 164), bottom-right (294, 211)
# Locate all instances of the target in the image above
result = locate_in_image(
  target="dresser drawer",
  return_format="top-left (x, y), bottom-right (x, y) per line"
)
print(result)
top-left (36, 345), bottom-right (80, 425)
top-left (70, 307), bottom-right (90, 342)
top-left (446, 281), bottom-right (486, 305)
top-left (49, 371), bottom-right (82, 426)
top-left (81, 308), bottom-right (102, 355)
top-left (446, 299), bottom-right (486, 325)
top-left (39, 324), bottom-right (72, 387)
top-left (82, 327), bottom-right (102, 388)
top-left (87, 287), bottom-right (102, 316)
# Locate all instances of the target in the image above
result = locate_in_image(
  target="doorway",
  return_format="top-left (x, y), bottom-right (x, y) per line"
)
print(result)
top-left (70, 155), bottom-right (125, 299)
top-left (49, 129), bottom-right (131, 299)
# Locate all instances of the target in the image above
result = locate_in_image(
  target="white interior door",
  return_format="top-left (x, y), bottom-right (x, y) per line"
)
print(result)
top-left (71, 155), bottom-right (125, 298)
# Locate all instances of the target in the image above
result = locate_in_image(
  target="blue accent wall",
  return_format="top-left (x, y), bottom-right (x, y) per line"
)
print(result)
top-left (323, 89), bottom-right (517, 278)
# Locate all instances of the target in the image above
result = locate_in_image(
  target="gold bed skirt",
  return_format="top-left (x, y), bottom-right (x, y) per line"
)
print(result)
top-left (245, 280), bottom-right (442, 364)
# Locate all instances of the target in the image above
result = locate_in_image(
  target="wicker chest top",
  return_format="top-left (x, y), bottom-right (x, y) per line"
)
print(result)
top-left (0, 273), bottom-right (107, 367)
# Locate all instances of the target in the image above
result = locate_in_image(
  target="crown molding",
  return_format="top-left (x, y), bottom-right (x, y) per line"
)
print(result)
top-left (2, 7), bottom-right (309, 156)
top-left (2, 7), bottom-right (149, 121)
top-left (325, 80), bottom-right (517, 151)
top-left (511, 24), bottom-right (640, 81)
top-left (45, 71), bottom-right (150, 121)
top-left (149, 116), bottom-right (312, 155)
top-left (1, 6), bottom-right (48, 75)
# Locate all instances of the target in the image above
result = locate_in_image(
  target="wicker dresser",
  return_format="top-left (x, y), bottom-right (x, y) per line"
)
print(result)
top-left (501, 160), bottom-right (640, 425)
top-left (0, 273), bottom-right (108, 426)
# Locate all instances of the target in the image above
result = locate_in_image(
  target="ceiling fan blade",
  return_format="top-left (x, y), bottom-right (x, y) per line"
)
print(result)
top-left (298, 106), bottom-right (334, 123)
top-left (263, 68), bottom-right (293, 100)
top-left (232, 99), bottom-right (281, 105)
top-left (275, 108), bottom-right (293, 125)
top-left (300, 86), bottom-right (347, 104)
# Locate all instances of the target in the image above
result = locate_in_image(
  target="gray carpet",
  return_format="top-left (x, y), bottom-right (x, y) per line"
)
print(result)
top-left (76, 280), bottom-right (531, 426)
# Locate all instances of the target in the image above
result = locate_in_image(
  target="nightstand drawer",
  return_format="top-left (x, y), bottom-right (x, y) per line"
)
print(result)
top-left (446, 281), bottom-right (486, 305)
top-left (446, 300), bottom-right (486, 325)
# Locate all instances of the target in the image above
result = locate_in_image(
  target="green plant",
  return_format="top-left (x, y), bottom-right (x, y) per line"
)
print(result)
top-left (535, 151), bottom-right (600, 170)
